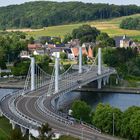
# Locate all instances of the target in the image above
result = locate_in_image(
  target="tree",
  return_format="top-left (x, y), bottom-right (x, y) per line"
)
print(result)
top-left (11, 60), bottom-right (30, 76)
top-left (60, 52), bottom-right (67, 59)
top-left (71, 25), bottom-right (100, 44)
top-left (63, 33), bottom-right (72, 44)
top-left (31, 123), bottom-right (53, 140)
top-left (92, 103), bottom-right (122, 135)
top-left (71, 100), bottom-right (92, 123)
top-left (129, 110), bottom-right (140, 140)
top-left (120, 106), bottom-right (140, 139)
top-left (9, 128), bottom-right (26, 140)
top-left (103, 48), bottom-right (118, 67)
top-left (97, 33), bottom-right (115, 47)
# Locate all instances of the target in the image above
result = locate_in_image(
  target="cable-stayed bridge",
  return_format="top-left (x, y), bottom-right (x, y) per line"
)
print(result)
top-left (0, 48), bottom-right (117, 140)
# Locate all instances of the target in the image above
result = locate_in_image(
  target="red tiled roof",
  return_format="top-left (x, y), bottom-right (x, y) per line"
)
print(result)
top-left (88, 46), bottom-right (93, 58)
top-left (71, 47), bottom-right (88, 57)
top-left (28, 44), bottom-right (42, 50)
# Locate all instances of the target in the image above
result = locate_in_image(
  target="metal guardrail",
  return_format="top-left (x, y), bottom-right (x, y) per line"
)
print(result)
top-left (0, 66), bottom-right (116, 133)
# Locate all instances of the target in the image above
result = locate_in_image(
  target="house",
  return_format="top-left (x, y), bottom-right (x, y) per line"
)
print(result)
top-left (114, 35), bottom-right (130, 48)
top-left (114, 35), bottom-right (139, 48)
top-left (20, 51), bottom-right (30, 58)
top-left (70, 46), bottom-right (93, 59)
top-left (28, 44), bottom-right (42, 52)
top-left (33, 49), bottom-right (45, 56)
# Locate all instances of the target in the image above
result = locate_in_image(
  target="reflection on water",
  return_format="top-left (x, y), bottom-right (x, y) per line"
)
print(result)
top-left (1, 89), bottom-right (140, 112)
top-left (80, 92), bottom-right (140, 111)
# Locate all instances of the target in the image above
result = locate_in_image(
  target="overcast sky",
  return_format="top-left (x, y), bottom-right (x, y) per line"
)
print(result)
top-left (0, 0), bottom-right (140, 7)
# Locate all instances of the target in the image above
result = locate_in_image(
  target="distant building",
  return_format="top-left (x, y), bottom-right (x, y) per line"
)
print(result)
top-left (28, 44), bottom-right (42, 52)
top-left (114, 35), bottom-right (131, 48)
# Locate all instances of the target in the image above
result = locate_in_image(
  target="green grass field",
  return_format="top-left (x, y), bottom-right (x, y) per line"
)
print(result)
top-left (24, 14), bottom-right (140, 40)
top-left (0, 117), bottom-right (11, 140)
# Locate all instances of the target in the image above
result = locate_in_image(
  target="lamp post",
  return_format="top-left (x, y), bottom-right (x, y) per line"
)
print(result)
top-left (108, 112), bottom-right (115, 136)
top-left (113, 113), bottom-right (115, 136)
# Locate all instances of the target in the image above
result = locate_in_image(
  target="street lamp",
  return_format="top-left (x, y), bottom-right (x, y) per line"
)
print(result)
top-left (108, 112), bottom-right (115, 136)
top-left (113, 113), bottom-right (115, 136)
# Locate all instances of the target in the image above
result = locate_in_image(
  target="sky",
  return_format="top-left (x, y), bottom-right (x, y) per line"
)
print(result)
top-left (0, 0), bottom-right (140, 7)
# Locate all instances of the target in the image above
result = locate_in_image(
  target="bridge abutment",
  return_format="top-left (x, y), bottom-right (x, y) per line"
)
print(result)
top-left (21, 126), bottom-right (27, 136)
top-left (11, 121), bottom-right (16, 129)
top-left (97, 78), bottom-right (102, 89)
top-left (0, 109), bottom-right (2, 117)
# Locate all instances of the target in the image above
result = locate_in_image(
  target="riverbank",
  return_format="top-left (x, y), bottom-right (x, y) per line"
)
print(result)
top-left (75, 86), bottom-right (140, 94)
top-left (0, 78), bottom-right (24, 89)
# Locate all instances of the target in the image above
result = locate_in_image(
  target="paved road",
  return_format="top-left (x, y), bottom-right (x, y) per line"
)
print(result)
top-left (0, 67), bottom-right (119, 140)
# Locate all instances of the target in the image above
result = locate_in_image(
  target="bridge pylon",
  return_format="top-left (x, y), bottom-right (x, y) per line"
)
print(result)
top-left (98, 48), bottom-right (102, 75)
top-left (79, 46), bottom-right (82, 74)
top-left (55, 52), bottom-right (60, 93)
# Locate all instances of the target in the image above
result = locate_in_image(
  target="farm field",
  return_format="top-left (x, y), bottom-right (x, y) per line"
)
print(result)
top-left (4, 14), bottom-right (140, 40)
top-left (22, 14), bottom-right (140, 40)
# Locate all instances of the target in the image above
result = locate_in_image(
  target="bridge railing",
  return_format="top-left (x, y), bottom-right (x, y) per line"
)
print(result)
top-left (8, 90), bottom-right (40, 129)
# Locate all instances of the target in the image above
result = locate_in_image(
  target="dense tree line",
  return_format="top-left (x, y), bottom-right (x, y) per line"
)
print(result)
top-left (0, 1), bottom-right (140, 29)
top-left (120, 17), bottom-right (140, 30)
top-left (71, 101), bottom-right (140, 140)
top-left (102, 47), bottom-right (140, 79)
top-left (63, 25), bottom-right (115, 47)
top-left (0, 32), bottom-right (27, 69)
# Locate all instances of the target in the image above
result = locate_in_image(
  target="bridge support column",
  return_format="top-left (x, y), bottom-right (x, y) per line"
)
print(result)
top-left (11, 121), bottom-right (16, 130)
top-left (103, 77), bottom-right (107, 86)
top-left (55, 97), bottom-right (59, 110)
top-left (0, 109), bottom-right (2, 117)
top-left (98, 48), bottom-right (102, 75)
top-left (106, 76), bottom-right (109, 84)
top-left (21, 126), bottom-right (27, 136)
top-left (55, 52), bottom-right (60, 93)
top-left (79, 46), bottom-right (82, 74)
top-left (31, 57), bottom-right (35, 91)
top-left (116, 78), bottom-right (119, 84)
top-left (97, 78), bottom-right (102, 89)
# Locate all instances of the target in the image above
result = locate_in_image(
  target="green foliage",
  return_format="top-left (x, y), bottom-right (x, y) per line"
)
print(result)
top-left (92, 103), bottom-right (122, 135)
top-left (0, 117), bottom-right (12, 139)
top-left (11, 60), bottom-right (30, 76)
top-left (34, 55), bottom-right (53, 74)
top-left (92, 104), bottom-right (140, 139)
top-left (120, 106), bottom-right (140, 139)
top-left (59, 135), bottom-right (79, 140)
top-left (60, 52), bottom-right (67, 59)
top-left (63, 33), bottom-right (72, 44)
top-left (82, 54), bottom-right (88, 65)
top-left (9, 128), bottom-right (26, 140)
top-left (71, 25), bottom-right (100, 44)
top-left (103, 47), bottom-right (140, 78)
top-left (0, 32), bottom-right (27, 64)
top-left (120, 17), bottom-right (140, 30)
top-left (71, 100), bottom-right (92, 123)
top-left (96, 32), bottom-right (115, 48)
top-left (129, 110), bottom-right (140, 140)
top-left (0, 1), bottom-right (140, 29)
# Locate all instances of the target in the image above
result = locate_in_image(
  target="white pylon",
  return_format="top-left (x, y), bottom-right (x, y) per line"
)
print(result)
top-left (79, 46), bottom-right (82, 73)
top-left (55, 52), bottom-right (60, 93)
top-left (31, 57), bottom-right (35, 91)
top-left (98, 48), bottom-right (101, 75)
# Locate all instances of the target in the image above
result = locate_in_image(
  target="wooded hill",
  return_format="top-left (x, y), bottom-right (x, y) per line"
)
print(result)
top-left (0, 1), bottom-right (140, 29)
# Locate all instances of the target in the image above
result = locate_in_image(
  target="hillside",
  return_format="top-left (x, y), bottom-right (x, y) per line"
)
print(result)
top-left (0, 1), bottom-right (140, 29)
top-left (24, 14), bottom-right (140, 41)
